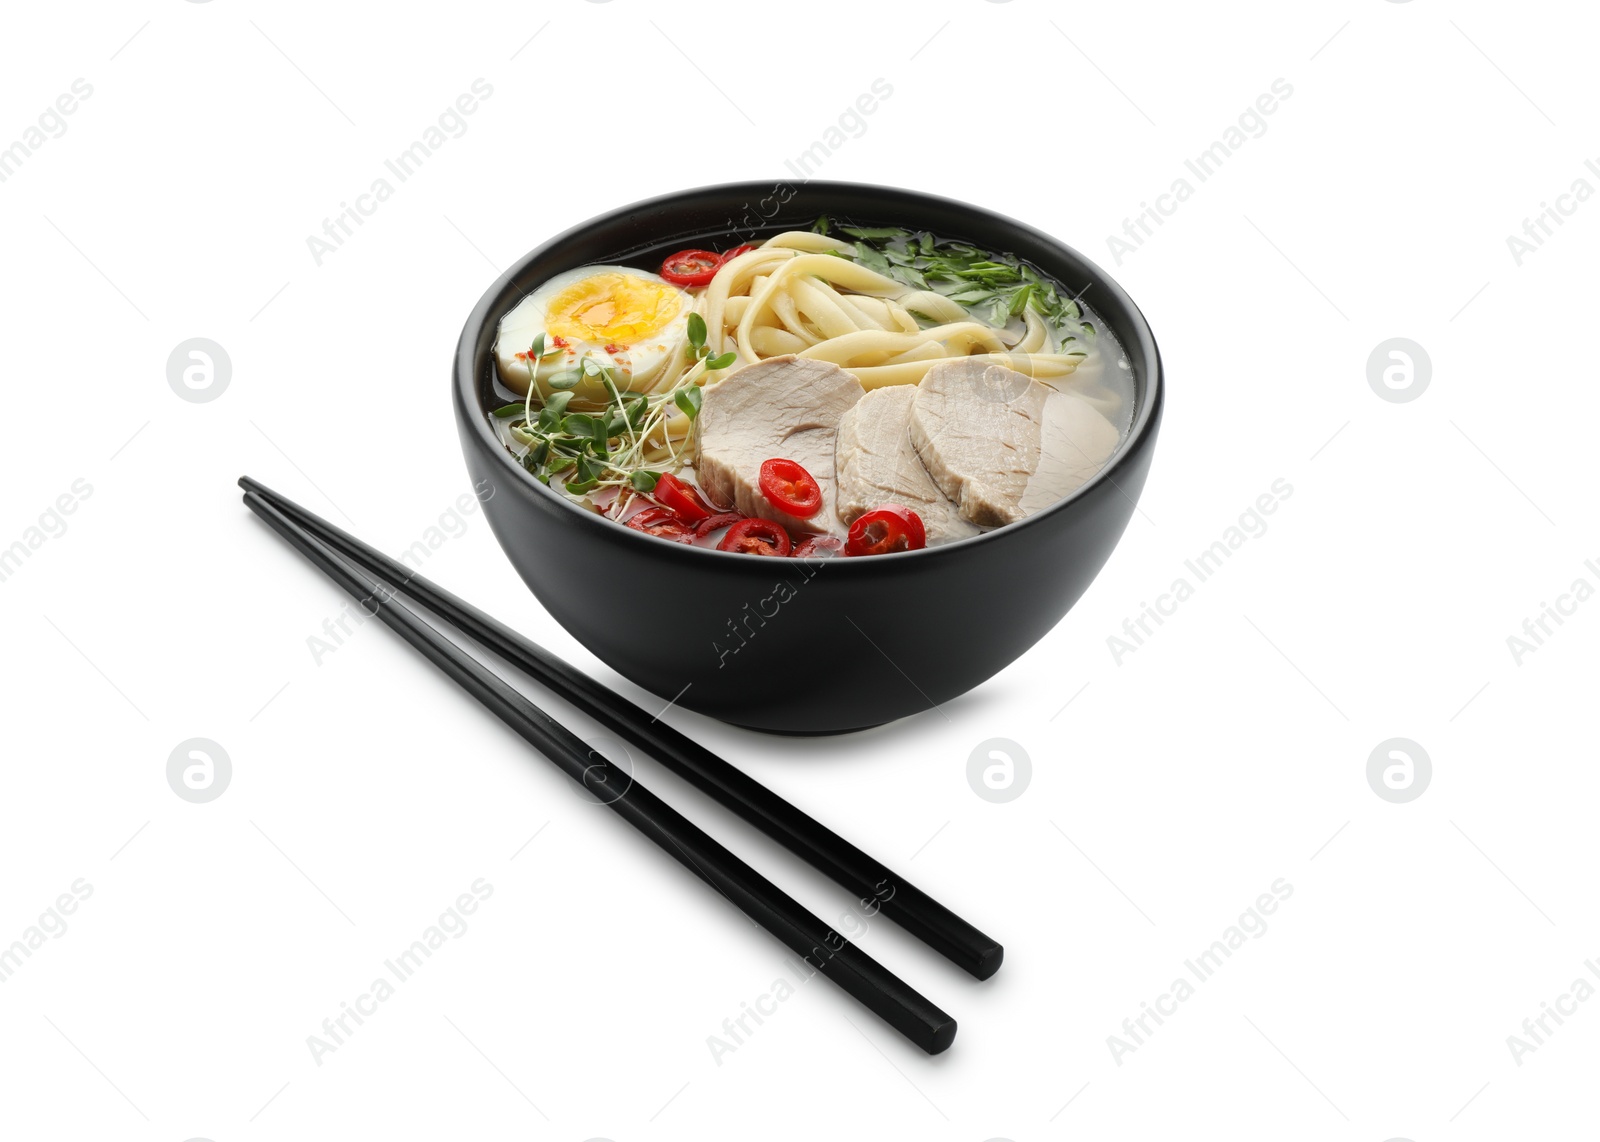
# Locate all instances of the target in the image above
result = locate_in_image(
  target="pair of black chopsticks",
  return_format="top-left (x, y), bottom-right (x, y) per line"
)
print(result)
top-left (240, 476), bottom-right (1000, 1054)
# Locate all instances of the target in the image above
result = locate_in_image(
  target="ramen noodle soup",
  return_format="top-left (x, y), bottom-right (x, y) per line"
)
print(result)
top-left (488, 220), bottom-right (1135, 557)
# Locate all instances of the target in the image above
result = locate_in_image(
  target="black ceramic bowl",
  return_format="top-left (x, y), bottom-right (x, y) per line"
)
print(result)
top-left (454, 181), bottom-right (1162, 734)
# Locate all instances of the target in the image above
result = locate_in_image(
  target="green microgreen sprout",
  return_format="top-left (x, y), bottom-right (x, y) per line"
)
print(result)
top-left (685, 312), bottom-right (737, 372)
top-left (500, 314), bottom-right (727, 513)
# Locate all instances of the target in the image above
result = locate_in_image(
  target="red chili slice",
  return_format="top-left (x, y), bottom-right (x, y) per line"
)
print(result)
top-left (624, 506), bottom-right (696, 544)
top-left (693, 511), bottom-right (745, 538)
top-left (758, 458), bottom-right (823, 518)
top-left (660, 249), bottom-right (723, 287)
top-left (845, 504), bottom-right (927, 556)
top-left (718, 518), bottom-right (792, 556)
top-left (792, 535), bottom-right (843, 558)
top-left (654, 472), bottom-right (713, 523)
top-left (721, 243), bottom-right (758, 261)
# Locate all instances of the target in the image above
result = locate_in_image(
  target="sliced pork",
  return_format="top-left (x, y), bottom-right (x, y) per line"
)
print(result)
top-left (909, 359), bottom-right (1119, 527)
top-left (835, 385), bottom-right (978, 544)
top-left (695, 355), bottom-right (864, 535)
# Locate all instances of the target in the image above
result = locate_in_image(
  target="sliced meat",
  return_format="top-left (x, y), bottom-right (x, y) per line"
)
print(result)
top-left (695, 355), bottom-right (864, 535)
top-left (1019, 383), bottom-right (1125, 516)
top-left (835, 385), bottom-right (978, 544)
top-left (909, 358), bottom-right (1120, 527)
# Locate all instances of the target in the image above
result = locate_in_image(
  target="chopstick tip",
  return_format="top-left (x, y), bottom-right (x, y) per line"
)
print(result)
top-left (973, 943), bottom-right (1004, 981)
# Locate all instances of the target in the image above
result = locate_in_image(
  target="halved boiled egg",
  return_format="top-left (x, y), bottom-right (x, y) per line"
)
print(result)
top-left (494, 265), bottom-right (693, 405)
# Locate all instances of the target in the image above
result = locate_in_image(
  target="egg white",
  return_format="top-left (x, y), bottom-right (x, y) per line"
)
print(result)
top-left (494, 265), bottom-right (692, 405)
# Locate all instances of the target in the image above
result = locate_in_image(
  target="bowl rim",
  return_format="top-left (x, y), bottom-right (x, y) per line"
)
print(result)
top-left (455, 179), bottom-right (1163, 567)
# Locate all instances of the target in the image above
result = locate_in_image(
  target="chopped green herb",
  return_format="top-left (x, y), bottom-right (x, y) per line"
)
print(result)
top-left (821, 217), bottom-right (1091, 336)
top-left (851, 241), bottom-right (892, 275)
top-left (841, 225), bottom-right (906, 240)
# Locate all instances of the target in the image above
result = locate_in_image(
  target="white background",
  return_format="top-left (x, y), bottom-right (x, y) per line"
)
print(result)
top-left (1, 1), bottom-right (1595, 1138)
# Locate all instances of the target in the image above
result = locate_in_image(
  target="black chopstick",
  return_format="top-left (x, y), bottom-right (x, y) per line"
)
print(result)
top-left (239, 475), bottom-right (1002, 981)
top-left (242, 488), bottom-right (957, 1054)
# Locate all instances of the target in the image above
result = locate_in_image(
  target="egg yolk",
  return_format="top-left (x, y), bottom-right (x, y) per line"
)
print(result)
top-left (545, 272), bottom-right (683, 346)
